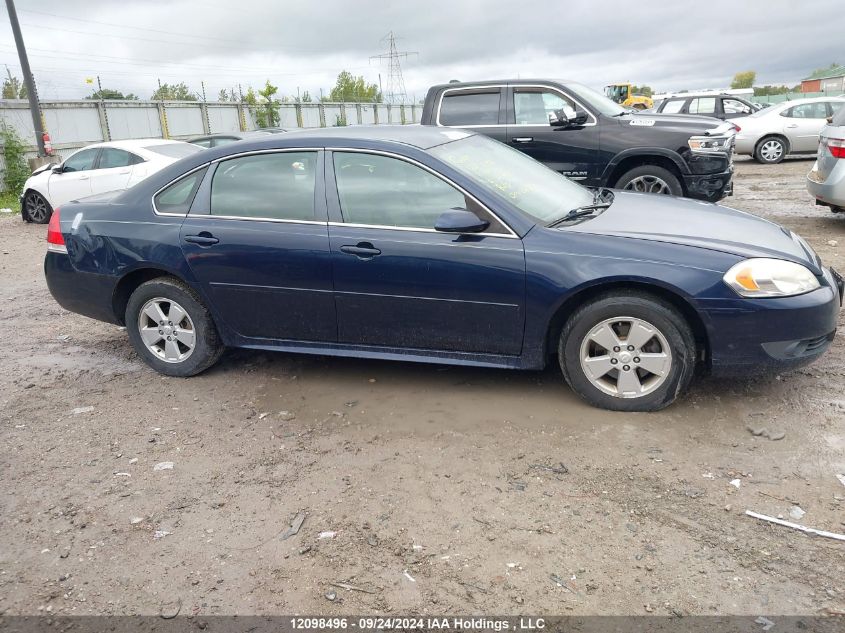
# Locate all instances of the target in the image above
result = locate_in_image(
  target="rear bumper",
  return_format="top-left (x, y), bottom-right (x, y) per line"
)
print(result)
top-left (45, 252), bottom-right (120, 324)
top-left (699, 267), bottom-right (841, 376)
top-left (806, 164), bottom-right (845, 210)
top-left (683, 167), bottom-right (734, 201)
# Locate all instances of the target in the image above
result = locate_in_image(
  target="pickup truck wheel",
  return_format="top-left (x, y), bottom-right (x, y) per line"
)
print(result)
top-left (754, 136), bottom-right (787, 164)
top-left (125, 277), bottom-right (224, 377)
top-left (558, 293), bottom-right (696, 412)
top-left (615, 166), bottom-right (682, 196)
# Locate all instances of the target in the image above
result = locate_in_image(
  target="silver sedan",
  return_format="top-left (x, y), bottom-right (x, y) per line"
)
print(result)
top-left (807, 105), bottom-right (845, 213)
top-left (733, 97), bottom-right (845, 164)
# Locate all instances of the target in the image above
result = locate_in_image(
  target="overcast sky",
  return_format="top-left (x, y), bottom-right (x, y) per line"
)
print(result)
top-left (1, 0), bottom-right (840, 102)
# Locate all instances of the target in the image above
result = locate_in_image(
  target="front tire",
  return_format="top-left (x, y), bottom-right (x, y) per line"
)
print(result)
top-left (125, 277), bottom-right (223, 377)
top-left (754, 136), bottom-right (787, 164)
top-left (615, 165), bottom-right (683, 196)
top-left (22, 190), bottom-right (53, 224)
top-left (559, 293), bottom-right (696, 412)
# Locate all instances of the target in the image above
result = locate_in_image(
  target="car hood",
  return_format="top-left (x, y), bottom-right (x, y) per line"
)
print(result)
top-left (615, 111), bottom-right (729, 134)
top-left (567, 192), bottom-right (821, 273)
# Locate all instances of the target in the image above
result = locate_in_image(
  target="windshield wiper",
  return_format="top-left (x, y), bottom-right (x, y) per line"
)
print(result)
top-left (547, 189), bottom-right (614, 228)
top-left (547, 204), bottom-right (610, 227)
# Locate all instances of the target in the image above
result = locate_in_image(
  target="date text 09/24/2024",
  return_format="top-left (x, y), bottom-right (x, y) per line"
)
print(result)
top-left (290, 617), bottom-right (545, 631)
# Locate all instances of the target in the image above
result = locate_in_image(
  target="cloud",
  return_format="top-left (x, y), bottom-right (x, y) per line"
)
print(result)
top-left (1, 0), bottom-right (839, 100)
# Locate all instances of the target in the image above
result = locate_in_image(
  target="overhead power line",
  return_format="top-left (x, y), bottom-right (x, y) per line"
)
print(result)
top-left (370, 31), bottom-right (416, 104)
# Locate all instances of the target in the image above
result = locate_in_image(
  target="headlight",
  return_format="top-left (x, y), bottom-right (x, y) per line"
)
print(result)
top-left (688, 135), bottom-right (733, 153)
top-left (723, 258), bottom-right (820, 297)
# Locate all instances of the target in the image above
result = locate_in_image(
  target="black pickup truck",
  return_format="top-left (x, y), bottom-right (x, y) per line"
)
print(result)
top-left (420, 79), bottom-right (736, 201)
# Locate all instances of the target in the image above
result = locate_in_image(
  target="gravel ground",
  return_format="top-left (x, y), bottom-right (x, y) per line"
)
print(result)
top-left (0, 157), bottom-right (843, 617)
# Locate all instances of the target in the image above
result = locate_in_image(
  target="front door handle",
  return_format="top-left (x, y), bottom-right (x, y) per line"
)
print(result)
top-left (184, 232), bottom-right (219, 246)
top-left (785, 124), bottom-right (798, 128)
top-left (340, 242), bottom-right (381, 259)
top-left (512, 137), bottom-right (533, 143)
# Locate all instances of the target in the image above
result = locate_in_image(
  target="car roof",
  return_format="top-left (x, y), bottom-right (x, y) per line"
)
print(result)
top-left (278, 125), bottom-right (476, 150)
top-left (77, 138), bottom-right (188, 151)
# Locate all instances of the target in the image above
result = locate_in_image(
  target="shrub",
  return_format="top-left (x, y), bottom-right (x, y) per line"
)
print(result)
top-left (1, 125), bottom-right (29, 197)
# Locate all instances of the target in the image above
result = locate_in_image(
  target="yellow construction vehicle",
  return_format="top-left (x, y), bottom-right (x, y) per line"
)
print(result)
top-left (604, 83), bottom-right (653, 110)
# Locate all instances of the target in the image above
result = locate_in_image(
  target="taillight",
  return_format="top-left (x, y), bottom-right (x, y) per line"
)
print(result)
top-left (827, 138), bottom-right (845, 159)
top-left (47, 207), bottom-right (66, 252)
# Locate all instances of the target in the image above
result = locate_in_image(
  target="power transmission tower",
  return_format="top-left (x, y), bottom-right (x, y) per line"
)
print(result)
top-left (370, 31), bottom-right (417, 104)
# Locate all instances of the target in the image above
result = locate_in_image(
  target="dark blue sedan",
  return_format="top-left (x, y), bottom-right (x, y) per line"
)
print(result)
top-left (44, 126), bottom-right (842, 411)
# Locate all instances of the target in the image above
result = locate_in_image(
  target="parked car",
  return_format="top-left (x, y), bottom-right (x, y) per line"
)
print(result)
top-left (187, 129), bottom-right (288, 148)
top-left (807, 102), bottom-right (845, 213)
top-left (733, 97), bottom-right (845, 164)
top-left (652, 93), bottom-right (762, 120)
top-left (21, 139), bottom-right (201, 223)
top-left (43, 127), bottom-right (841, 411)
top-left (421, 79), bottom-right (736, 201)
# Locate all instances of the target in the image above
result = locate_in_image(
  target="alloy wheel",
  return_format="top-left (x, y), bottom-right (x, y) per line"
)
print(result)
top-left (138, 297), bottom-right (196, 363)
top-left (579, 316), bottom-right (673, 398)
top-left (25, 193), bottom-right (49, 223)
top-left (622, 175), bottom-right (672, 195)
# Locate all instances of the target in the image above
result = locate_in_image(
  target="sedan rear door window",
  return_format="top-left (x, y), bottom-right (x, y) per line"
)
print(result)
top-left (782, 103), bottom-right (828, 119)
top-left (210, 152), bottom-right (317, 221)
top-left (154, 167), bottom-right (208, 215)
top-left (438, 89), bottom-right (500, 126)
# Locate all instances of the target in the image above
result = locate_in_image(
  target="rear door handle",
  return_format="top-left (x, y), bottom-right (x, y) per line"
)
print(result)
top-left (512, 137), bottom-right (533, 143)
top-left (184, 233), bottom-right (219, 246)
top-left (340, 243), bottom-right (381, 258)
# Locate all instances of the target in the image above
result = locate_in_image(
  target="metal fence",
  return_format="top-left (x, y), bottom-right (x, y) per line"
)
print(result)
top-left (749, 90), bottom-right (844, 105)
top-left (0, 99), bottom-right (421, 186)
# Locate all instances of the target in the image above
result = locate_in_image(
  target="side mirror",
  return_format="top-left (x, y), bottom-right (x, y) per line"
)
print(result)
top-left (549, 106), bottom-right (588, 128)
top-left (434, 209), bottom-right (489, 234)
top-left (51, 165), bottom-right (63, 174)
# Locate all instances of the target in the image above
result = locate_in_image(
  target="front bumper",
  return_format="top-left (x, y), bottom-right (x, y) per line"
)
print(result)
top-left (683, 167), bottom-right (734, 201)
top-left (698, 267), bottom-right (841, 376)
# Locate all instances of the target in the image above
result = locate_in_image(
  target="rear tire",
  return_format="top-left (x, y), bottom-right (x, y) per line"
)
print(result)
top-left (614, 165), bottom-right (683, 196)
top-left (754, 136), bottom-right (787, 164)
top-left (559, 292), bottom-right (696, 412)
top-left (22, 190), bottom-right (53, 224)
top-left (125, 277), bottom-right (223, 377)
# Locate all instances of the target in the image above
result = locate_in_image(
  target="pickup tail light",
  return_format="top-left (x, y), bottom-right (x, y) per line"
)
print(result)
top-left (47, 207), bottom-right (67, 253)
top-left (827, 138), bottom-right (845, 159)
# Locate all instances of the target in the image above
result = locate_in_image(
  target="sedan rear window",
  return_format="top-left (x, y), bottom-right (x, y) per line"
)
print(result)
top-left (145, 143), bottom-right (203, 159)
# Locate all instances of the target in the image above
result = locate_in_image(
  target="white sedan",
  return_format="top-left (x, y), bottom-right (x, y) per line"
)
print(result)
top-left (733, 96), bottom-right (845, 164)
top-left (21, 139), bottom-right (202, 223)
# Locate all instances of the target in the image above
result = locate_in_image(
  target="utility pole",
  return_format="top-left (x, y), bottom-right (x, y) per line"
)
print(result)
top-left (370, 31), bottom-right (417, 104)
top-left (5, 0), bottom-right (46, 155)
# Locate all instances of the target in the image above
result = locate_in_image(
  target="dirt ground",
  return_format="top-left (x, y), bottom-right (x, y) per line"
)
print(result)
top-left (1, 157), bottom-right (843, 618)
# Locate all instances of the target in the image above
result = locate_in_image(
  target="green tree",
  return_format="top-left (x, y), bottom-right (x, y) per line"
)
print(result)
top-left (631, 85), bottom-right (653, 97)
top-left (326, 71), bottom-right (381, 103)
top-left (753, 84), bottom-right (800, 96)
top-left (255, 80), bottom-right (280, 128)
top-left (2, 67), bottom-right (27, 99)
top-left (217, 88), bottom-right (237, 102)
top-left (300, 90), bottom-right (312, 103)
top-left (1, 124), bottom-right (29, 197)
top-left (85, 88), bottom-right (138, 100)
top-left (730, 70), bottom-right (756, 89)
top-left (151, 82), bottom-right (197, 101)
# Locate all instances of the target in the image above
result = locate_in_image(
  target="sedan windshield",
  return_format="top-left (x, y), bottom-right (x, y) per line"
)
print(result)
top-left (430, 134), bottom-right (594, 223)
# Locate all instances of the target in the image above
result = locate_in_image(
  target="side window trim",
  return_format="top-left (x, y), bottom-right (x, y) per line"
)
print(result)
top-left (186, 148), bottom-right (327, 225)
top-left (324, 148), bottom-right (518, 238)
